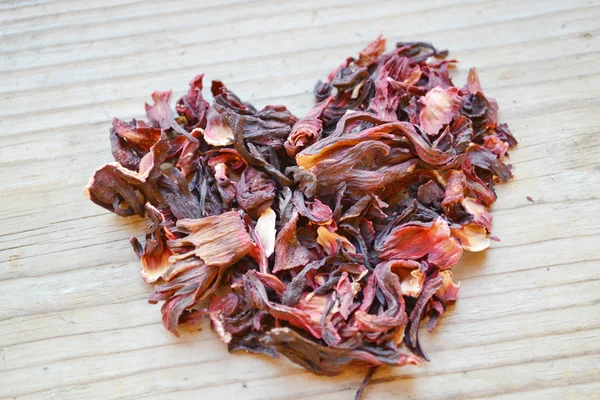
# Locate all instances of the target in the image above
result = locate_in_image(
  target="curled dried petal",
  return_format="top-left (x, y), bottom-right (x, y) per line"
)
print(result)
top-left (112, 118), bottom-right (161, 153)
top-left (292, 190), bottom-right (333, 225)
top-left (376, 217), bottom-right (463, 270)
top-left (451, 223), bottom-right (491, 252)
top-left (236, 167), bottom-right (277, 219)
top-left (110, 127), bottom-right (142, 171)
top-left (417, 180), bottom-right (444, 208)
top-left (353, 261), bottom-right (407, 336)
top-left (419, 86), bottom-right (461, 136)
top-left (273, 209), bottom-right (312, 273)
top-left (441, 169), bottom-right (466, 215)
top-left (385, 259), bottom-right (426, 298)
top-left (176, 128), bottom-right (203, 177)
top-left (158, 168), bottom-right (202, 220)
top-left (467, 143), bottom-right (512, 182)
top-left (297, 112), bottom-right (457, 171)
top-left (152, 265), bottom-right (220, 335)
top-left (243, 271), bottom-right (326, 338)
top-left (168, 211), bottom-right (255, 267)
top-left (145, 90), bottom-right (198, 143)
top-left (176, 73), bottom-right (210, 128)
top-left (285, 97), bottom-right (333, 157)
top-left (260, 327), bottom-right (420, 376)
top-left (435, 270), bottom-right (460, 303)
top-left (461, 197), bottom-right (493, 232)
top-left (463, 157), bottom-right (497, 206)
top-left (357, 34), bottom-right (387, 67)
top-left (204, 106), bottom-right (234, 146)
top-left (84, 138), bottom-right (169, 216)
top-left (286, 166), bottom-right (318, 198)
top-left (213, 163), bottom-right (236, 207)
top-left (255, 207), bottom-right (276, 258)
top-left (316, 225), bottom-right (356, 255)
top-left (300, 137), bottom-right (417, 202)
top-left (130, 203), bottom-right (175, 283)
top-left (483, 135), bottom-right (509, 160)
top-left (209, 293), bottom-right (253, 344)
top-left (406, 276), bottom-right (444, 360)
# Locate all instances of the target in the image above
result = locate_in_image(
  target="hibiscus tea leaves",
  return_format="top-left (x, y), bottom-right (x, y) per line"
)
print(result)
top-left (84, 35), bottom-right (516, 398)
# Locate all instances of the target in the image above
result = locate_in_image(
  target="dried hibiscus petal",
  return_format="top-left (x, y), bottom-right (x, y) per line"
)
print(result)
top-left (419, 86), bottom-right (461, 136)
top-left (235, 167), bottom-right (277, 219)
top-left (145, 90), bottom-right (198, 144)
top-left (273, 208), bottom-right (312, 273)
top-left (85, 35), bottom-right (517, 398)
top-left (112, 118), bottom-right (161, 153)
top-left (84, 138), bottom-right (169, 216)
top-left (168, 211), bottom-right (255, 268)
top-left (376, 217), bottom-right (463, 270)
top-left (258, 327), bottom-right (420, 376)
top-left (204, 106), bottom-right (234, 146)
top-left (285, 96), bottom-right (333, 157)
top-left (130, 203), bottom-right (176, 283)
top-left (176, 73), bottom-right (210, 129)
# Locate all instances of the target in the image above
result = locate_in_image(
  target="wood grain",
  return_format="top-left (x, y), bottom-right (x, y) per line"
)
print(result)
top-left (1, 0), bottom-right (599, 398)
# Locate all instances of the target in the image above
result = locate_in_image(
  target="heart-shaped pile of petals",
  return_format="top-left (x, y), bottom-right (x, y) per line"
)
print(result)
top-left (85, 35), bottom-right (516, 393)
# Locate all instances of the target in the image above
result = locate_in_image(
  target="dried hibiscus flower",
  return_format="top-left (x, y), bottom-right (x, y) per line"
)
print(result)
top-left (85, 35), bottom-right (516, 398)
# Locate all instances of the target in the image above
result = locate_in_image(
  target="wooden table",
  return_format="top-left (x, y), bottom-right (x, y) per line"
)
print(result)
top-left (1, 0), bottom-right (599, 398)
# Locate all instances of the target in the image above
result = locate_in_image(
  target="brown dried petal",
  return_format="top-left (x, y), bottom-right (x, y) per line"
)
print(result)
top-left (152, 264), bottom-right (221, 335)
top-left (259, 327), bottom-right (420, 376)
top-left (405, 276), bottom-right (444, 360)
top-left (463, 157), bottom-right (497, 206)
top-left (292, 190), bottom-right (333, 225)
top-left (466, 143), bottom-right (512, 182)
top-left (209, 293), bottom-right (253, 344)
top-left (236, 167), bottom-right (277, 219)
top-left (297, 112), bottom-right (457, 171)
top-left (213, 162), bottom-right (236, 207)
top-left (285, 97), bottom-right (333, 158)
top-left (417, 180), bottom-right (445, 208)
top-left (112, 118), bottom-right (161, 153)
top-left (176, 73), bottom-right (210, 129)
top-left (110, 127), bottom-right (142, 172)
top-left (84, 138), bottom-right (168, 216)
top-left (158, 168), bottom-right (202, 220)
top-left (353, 261), bottom-right (407, 335)
top-left (273, 209), bottom-right (312, 273)
top-left (305, 139), bottom-right (417, 202)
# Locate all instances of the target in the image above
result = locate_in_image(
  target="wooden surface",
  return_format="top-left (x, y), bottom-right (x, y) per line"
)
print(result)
top-left (1, 0), bottom-right (599, 398)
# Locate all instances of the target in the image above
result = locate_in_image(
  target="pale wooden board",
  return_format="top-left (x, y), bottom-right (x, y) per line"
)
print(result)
top-left (1, 0), bottom-right (599, 398)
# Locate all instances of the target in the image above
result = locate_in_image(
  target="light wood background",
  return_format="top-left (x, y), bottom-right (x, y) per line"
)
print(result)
top-left (1, 0), bottom-right (599, 399)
